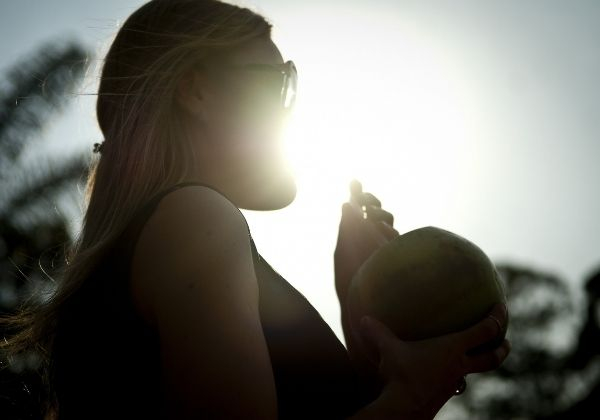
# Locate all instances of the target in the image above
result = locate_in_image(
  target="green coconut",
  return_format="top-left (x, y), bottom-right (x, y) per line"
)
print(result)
top-left (347, 226), bottom-right (507, 351)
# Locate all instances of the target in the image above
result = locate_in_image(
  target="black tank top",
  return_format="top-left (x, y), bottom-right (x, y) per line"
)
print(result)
top-left (52, 181), bottom-right (380, 419)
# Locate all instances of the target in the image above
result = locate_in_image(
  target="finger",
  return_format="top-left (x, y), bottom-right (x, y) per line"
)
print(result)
top-left (349, 199), bottom-right (367, 218)
top-left (366, 205), bottom-right (394, 226)
top-left (362, 219), bottom-right (392, 247)
top-left (462, 339), bottom-right (511, 374)
top-left (348, 182), bottom-right (366, 216)
top-left (375, 221), bottom-right (400, 240)
top-left (349, 180), bottom-right (382, 210)
top-left (450, 303), bottom-right (508, 350)
top-left (361, 192), bottom-right (382, 208)
top-left (340, 203), bottom-right (389, 248)
top-left (350, 189), bottom-right (382, 209)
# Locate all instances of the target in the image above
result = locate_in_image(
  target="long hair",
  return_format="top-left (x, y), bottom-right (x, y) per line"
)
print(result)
top-left (0, 0), bottom-right (272, 417)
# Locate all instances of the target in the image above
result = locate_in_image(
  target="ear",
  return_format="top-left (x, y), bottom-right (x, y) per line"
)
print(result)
top-left (175, 69), bottom-right (208, 119)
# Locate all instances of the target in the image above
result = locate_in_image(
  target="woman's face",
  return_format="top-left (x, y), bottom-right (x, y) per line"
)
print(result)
top-left (181, 36), bottom-right (297, 211)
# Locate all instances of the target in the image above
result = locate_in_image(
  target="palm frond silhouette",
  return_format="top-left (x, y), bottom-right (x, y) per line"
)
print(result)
top-left (0, 37), bottom-right (91, 420)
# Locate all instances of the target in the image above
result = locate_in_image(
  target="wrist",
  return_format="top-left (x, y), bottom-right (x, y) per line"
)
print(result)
top-left (375, 382), bottom-right (435, 420)
top-left (345, 396), bottom-right (401, 420)
top-left (346, 389), bottom-right (420, 420)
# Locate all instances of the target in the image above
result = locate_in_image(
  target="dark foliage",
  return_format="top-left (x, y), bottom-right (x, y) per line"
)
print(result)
top-left (447, 264), bottom-right (600, 419)
top-left (0, 38), bottom-right (90, 420)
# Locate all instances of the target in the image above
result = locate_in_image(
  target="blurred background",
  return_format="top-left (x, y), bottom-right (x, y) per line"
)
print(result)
top-left (0, 0), bottom-right (598, 418)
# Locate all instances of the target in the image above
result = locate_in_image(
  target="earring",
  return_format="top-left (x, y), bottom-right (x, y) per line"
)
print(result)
top-left (93, 141), bottom-right (104, 154)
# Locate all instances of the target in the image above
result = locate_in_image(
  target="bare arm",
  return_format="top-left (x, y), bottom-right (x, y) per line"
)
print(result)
top-left (134, 186), bottom-right (278, 419)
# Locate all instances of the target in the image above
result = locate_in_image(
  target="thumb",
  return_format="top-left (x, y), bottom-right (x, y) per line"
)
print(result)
top-left (358, 315), bottom-right (396, 365)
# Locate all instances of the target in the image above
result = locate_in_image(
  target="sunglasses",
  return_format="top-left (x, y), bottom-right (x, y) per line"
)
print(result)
top-left (214, 60), bottom-right (298, 112)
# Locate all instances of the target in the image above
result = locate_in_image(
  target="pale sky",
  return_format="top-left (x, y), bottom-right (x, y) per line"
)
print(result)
top-left (1, 0), bottom-right (599, 345)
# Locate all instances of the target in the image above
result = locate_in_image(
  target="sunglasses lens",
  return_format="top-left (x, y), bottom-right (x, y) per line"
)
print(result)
top-left (214, 61), bottom-right (297, 116)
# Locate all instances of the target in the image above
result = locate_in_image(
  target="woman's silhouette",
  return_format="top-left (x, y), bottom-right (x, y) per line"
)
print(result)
top-left (0, 1), bottom-right (510, 419)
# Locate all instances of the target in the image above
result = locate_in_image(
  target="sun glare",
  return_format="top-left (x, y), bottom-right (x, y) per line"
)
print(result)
top-left (279, 22), bottom-right (476, 231)
top-left (243, 6), bottom-right (482, 343)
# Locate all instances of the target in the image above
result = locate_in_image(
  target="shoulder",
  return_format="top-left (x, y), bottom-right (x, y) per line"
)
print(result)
top-left (130, 184), bottom-right (277, 418)
top-left (130, 184), bottom-right (257, 326)
top-left (152, 183), bottom-right (250, 239)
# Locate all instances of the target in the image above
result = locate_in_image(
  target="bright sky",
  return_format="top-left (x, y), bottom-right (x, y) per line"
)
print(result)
top-left (1, 0), bottom-right (599, 346)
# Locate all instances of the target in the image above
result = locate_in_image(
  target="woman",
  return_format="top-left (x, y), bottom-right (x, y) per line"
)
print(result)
top-left (0, 0), bottom-right (510, 419)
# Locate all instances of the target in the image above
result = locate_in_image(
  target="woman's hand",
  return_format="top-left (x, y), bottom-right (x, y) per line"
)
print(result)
top-left (356, 303), bottom-right (511, 420)
top-left (334, 180), bottom-right (399, 376)
top-left (334, 180), bottom-right (399, 304)
top-left (334, 180), bottom-right (399, 311)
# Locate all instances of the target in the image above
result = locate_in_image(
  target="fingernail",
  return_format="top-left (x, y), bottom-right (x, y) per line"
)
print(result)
top-left (350, 180), bottom-right (362, 196)
top-left (488, 314), bottom-right (502, 334)
top-left (384, 222), bottom-right (398, 231)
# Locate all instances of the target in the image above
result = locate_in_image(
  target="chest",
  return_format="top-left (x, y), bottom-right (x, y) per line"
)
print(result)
top-left (253, 254), bottom-right (371, 418)
top-left (128, 240), bottom-right (370, 418)
top-left (254, 253), bottom-right (347, 359)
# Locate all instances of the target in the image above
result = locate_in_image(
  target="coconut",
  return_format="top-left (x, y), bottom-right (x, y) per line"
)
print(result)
top-left (347, 226), bottom-right (507, 352)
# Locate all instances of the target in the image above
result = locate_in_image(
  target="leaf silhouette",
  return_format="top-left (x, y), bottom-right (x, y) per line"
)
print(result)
top-left (0, 37), bottom-right (91, 420)
top-left (0, 40), bottom-right (89, 173)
